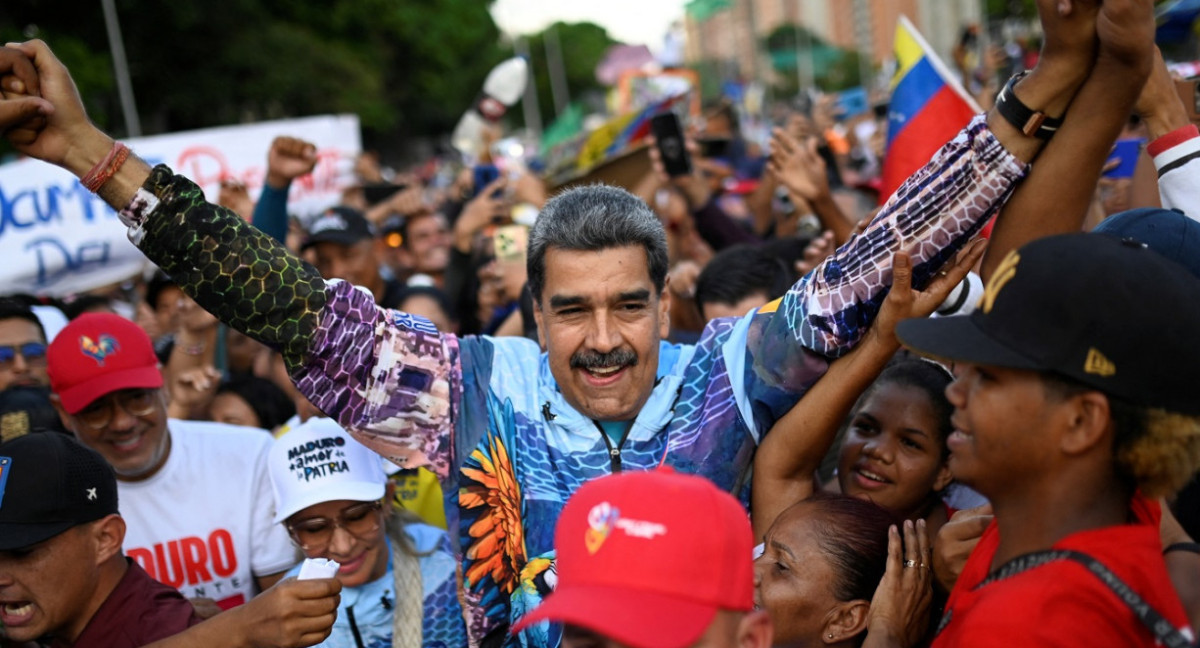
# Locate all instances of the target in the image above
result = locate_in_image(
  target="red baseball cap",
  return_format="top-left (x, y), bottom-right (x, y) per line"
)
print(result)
top-left (47, 313), bottom-right (163, 414)
top-left (512, 468), bottom-right (754, 648)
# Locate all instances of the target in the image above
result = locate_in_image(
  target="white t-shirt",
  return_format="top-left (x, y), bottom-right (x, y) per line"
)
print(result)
top-left (121, 419), bottom-right (299, 608)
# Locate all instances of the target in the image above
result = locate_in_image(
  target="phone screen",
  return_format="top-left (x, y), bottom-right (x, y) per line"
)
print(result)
top-left (473, 164), bottom-right (501, 198)
top-left (1103, 139), bottom-right (1144, 179)
top-left (650, 113), bottom-right (692, 177)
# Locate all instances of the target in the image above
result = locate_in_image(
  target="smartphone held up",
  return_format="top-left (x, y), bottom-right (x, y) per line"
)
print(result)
top-left (650, 112), bottom-right (692, 177)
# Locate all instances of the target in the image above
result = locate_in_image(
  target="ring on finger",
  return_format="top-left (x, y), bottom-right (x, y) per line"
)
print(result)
top-left (903, 559), bottom-right (917, 568)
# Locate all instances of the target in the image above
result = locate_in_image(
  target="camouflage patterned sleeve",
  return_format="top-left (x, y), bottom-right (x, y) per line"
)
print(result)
top-left (123, 165), bottom-right (460, 477)
top-left (123, 165), bottom-right (325, 364)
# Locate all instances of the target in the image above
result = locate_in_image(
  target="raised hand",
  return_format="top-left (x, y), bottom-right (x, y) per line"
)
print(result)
top-left (167, 365), bottom-right (221, 419)
top-left (453, 177), bottom-right (511, 253)
top-left (646, 133), bottom-right (712, 209)
top-left (872, 239), bottom-right (987, 345)
top-left (864, 520), bottom-right (934, 648)
top-left (265, 136), bottom-right (318, 189)
top-left (1096, 0), bottom-right (1155, 72)
top-left (931, 503), bottom-right (993, 593)
top-left (0, 45), bottom-right (49, 143)
top-left (1135, 47), bottom-right (1191, 139)
top-left (2, 40), bottom-right (112, 175)
top-left (767, 128), bottom-right (830, 205)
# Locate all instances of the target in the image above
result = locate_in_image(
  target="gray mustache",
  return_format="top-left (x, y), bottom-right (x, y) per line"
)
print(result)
top-left (570, 348), bottom-right (637, 370)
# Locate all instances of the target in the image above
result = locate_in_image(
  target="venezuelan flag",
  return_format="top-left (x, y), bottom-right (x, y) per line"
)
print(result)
top-left (881, 15), bottom-right (981, 203)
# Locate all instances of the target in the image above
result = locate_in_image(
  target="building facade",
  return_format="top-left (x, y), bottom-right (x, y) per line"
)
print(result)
top-left (685, 0), bottom-right (984, 85)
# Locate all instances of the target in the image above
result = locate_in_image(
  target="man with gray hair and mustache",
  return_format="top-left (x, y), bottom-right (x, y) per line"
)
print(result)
top-left (0, 4), bottom-right (1099, 641)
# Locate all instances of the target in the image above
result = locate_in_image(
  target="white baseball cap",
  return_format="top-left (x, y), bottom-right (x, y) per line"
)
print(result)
top-left (268, 417), bottom-right (387, 523)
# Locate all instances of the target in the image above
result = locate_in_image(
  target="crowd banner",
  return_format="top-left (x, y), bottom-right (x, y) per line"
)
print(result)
top-left (0, 114), bottom-right (361, 297)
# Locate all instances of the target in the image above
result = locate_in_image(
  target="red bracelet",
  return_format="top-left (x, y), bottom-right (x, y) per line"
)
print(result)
top-left (82, 142), bottom-right (131, 193)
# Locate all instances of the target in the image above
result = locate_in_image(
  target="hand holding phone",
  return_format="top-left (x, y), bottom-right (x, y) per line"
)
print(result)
top-left (1103, 139), bottom-right (1145, 179)
top-left (650, 112), bottom-right (692, 177)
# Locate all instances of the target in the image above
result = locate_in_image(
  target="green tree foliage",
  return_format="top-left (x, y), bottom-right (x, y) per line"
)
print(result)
top-left (985, 0), bottom-right (1037, 19)
top-left (0, 0), bottom-right (507, 151)
top-left (523, 21), bottom-right (619, 124)
top-left (764, 24), bottom-right (863, 93)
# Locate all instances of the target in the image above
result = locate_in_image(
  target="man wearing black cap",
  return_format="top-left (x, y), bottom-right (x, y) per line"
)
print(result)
top-left (303, 206), bottom-right (406, 308)
top-left (0, 433), bottom-right (200, 645)
top-left (897, 234), bottom-right (1200, 646)
top-left (0, 433), bottom-right (344, 648)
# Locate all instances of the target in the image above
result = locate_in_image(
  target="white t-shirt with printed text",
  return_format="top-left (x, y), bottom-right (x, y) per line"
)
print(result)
top-left (120, 419), bottom-right (298, 608)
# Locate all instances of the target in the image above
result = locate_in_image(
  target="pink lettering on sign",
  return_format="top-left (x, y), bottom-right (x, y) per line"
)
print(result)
top-left (172, 146), bottom-right (346, 203)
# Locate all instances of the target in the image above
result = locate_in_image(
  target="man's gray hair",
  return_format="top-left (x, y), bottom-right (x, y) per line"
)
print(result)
top-left (527, 184), bottom-right (669, 302)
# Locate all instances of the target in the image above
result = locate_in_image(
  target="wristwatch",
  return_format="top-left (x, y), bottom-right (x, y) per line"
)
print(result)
top-left (995, 71), bottom-right (1063, 141)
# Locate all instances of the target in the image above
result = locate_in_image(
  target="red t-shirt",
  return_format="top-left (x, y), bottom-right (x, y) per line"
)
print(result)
top-left (933, 495), bottom-right (1194, 647)
top-left (53, 559), bottom-right (202, 648)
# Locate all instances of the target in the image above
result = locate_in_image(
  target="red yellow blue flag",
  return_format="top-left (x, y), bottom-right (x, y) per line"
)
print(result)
top-left (881, 15), bottom-right (982, 202)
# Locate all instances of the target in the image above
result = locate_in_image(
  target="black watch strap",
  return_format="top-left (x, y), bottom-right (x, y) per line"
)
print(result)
top-left (995, 71), bottom-right (1063, 141)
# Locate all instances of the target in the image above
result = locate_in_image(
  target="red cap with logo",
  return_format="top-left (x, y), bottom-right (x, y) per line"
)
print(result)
top-left (512, 468), bottom-right (754, 648)
top-left (47, 312), bottom-right (163, 414)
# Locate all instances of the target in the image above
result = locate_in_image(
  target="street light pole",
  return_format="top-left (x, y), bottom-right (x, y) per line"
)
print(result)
top-left (100, 0), bottom-right (141, 137)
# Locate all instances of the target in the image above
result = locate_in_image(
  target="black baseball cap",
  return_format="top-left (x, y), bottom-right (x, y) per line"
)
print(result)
top-left (0, 386), bottom-right (69, 443)
top-left (897, 233), bottom-right (1200, 416)
top-left (0, 433), bottom-right (119, 550)
top-left (301, 206), bottom-right (374, 251)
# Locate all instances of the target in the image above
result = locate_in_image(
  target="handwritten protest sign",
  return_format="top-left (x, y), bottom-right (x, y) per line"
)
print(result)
top-left (0, 114), bottom-right (360, 297)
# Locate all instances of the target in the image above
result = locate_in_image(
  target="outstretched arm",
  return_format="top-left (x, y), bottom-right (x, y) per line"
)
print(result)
top-left (751, 242), bottom-right (984, 541)
top-left (142, 578), bottom-right (342, 648)
top-left (2, 40), bottom-right (460, 478)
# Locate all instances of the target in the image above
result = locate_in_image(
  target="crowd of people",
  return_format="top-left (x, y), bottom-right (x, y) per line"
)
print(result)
top-left (1, 0), bottom-right (1199, 646)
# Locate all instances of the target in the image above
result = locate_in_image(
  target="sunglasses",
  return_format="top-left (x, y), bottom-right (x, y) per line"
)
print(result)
top-left (0, 342), bottom-right (47, 366)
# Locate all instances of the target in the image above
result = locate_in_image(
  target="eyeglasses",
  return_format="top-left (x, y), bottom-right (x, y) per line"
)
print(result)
top-left (76, 389), bottom-right (160, 430)
top-left (286, 501), bottom-right (383, 550)
top-left (0, 342), bottom-right (47, 367)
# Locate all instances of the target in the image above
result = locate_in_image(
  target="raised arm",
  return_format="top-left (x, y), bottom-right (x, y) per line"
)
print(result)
top-left (2, 39), bottom-right (459, 478)
top-left (740, 0), bottom-right (1099, 412)
top-left (1137, 48), bottom-right (1200, 216)
top-left (751, 243), bottom-right (984, 541)
top-left (252, 136), bottom-right (318, 244)
top-left (982, 0), bottom-right (1153, 278)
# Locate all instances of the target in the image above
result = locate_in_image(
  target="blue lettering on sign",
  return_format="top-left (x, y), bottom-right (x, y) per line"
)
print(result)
top-left (0, 181), bottom-right (112, 235)
top-left (24, 237), bottom-right (112, 286)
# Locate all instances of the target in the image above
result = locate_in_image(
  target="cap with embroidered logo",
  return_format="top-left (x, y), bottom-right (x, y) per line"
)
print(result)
top-left (46, 313), bottom-right (162, 415)
top-left (511, 468), bottom-right (754, 648)
top-left (0, 432), bottom-right (119, 550)
top-left (897, 233), bottom-right (1200, 415)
